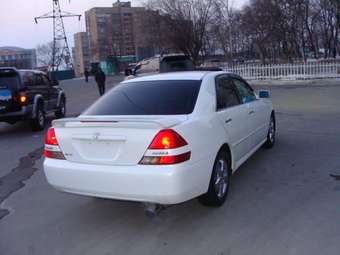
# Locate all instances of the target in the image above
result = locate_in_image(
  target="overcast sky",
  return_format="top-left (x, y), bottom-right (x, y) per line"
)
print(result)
top-left (0, 0), bottom-right (247, 49)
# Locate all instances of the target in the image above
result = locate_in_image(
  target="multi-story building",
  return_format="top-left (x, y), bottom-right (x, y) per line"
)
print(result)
top-left (133, 10), bottom-right (175, 60)
top-left (73, 32), bottom-right (91, 77)
top-left (84, 1), bottom-right (174, 67)
top-left (0, 47), bottom-right (37, 69)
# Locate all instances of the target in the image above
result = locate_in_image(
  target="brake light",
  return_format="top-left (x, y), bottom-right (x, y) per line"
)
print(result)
top-left (45, 127), bottom-right (58, 145)
top-left (139, 129), bottom-right (191, 165)
top-left (148, 129), bottom-right (187, 149)
top-left (44, 127), bottom-right (65, 160)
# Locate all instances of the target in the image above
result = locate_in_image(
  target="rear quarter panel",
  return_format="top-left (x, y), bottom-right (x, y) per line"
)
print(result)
top-left (172, 73), bottom-right (234, 193)
top-left (173, 115), bottom-right (229, 195)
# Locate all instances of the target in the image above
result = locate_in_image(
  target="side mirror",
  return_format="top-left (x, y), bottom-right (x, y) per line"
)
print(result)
top-left (259, 90), bottom-right (270, 99)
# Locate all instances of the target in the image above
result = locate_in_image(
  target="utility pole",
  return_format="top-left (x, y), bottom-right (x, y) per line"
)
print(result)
top-left (35, 0), bottom-right (81, 71)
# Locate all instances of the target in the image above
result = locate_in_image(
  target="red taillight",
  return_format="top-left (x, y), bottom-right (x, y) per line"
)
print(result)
top-left (148, 129), bottom-right (187, 149)
top-left (139, 129), bottom-right (190, 165)
top-left (44, 127), bottom-right (65, 160)
top-left (45, 127), bottom-right (59, 145)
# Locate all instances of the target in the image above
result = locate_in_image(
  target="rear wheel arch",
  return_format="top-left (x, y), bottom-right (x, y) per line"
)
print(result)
top-left (37, 98), bottom-right (44, 107)
top-left (263, 111), bottom-right (276, 149)
top-left (199, 143), bottom-right (232, 206)
top-left (271, 110), bottom-right (276, 129)
top-left (55, 95), bottom-right (66, 118)
top-left (32, 95), bottom-right (44, 117)
top-left (36, 98), bottom-right (44, 113)
top-left (30, 97), bottom-right (46, 131)
top-left (204, 143), bottom-right (233, 190)
top-left (57, 92), bottom-right (66, 108)
top-left (219, 143), bottom-right (233, 173)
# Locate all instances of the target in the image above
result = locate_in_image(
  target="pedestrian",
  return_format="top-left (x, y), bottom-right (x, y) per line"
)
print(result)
top-left (84, 68), bottom-right (90, 83)
top-left (95, 68), bottom-right (106, 96)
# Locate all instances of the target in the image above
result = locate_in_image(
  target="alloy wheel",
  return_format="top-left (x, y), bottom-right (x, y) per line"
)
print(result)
top-left (214, 159), bottom-right (229, 199)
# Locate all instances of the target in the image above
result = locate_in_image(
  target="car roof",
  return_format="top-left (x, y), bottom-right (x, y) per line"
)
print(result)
top-left (122, 71), bottom-right (222, 83)
top-left (0, 67), bottom-right (45, 75)
top-left (0, 67), bottom-right (18, 72)
top-left (19, 69), bottom-right (46, 74)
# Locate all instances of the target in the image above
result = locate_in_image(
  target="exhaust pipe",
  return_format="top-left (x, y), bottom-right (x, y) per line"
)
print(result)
top-left (143, 203), bottom-right (163, 218)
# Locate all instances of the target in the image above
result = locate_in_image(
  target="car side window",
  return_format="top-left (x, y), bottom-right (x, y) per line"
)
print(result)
top-left (22, 72), bottom-right (34, 87)
top-left (41, 75), bottom-right (50, 86)
top-left (215, 76), bottom-right (240, 110)
top-left (34, 74), bottom-right (43, 86)
top-left (34, 74), bottom-right (49, 87)
top-left (233, 78), bottom-right (256, 104)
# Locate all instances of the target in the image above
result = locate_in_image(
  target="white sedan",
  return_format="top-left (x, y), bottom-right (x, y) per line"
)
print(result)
top-left (43, 71), bottom-right (275, 207)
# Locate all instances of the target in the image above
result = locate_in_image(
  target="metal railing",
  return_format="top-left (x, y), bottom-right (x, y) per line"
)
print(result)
top-left (224, 62), bottom-right (340, 80)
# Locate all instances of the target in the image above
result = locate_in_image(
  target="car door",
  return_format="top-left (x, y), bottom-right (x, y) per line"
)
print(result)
top-left (215, 75), bottom-right (251, 163)
top-left (232, 78), bottom-right (264, 149)
top-left (42, 74), bottom-right (58, 110)
top-left (34, 73), bottom-right (50, 111)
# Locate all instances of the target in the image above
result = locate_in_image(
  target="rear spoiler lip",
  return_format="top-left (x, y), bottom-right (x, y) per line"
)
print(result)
top-left (52, 115), bottom-right (189, 129)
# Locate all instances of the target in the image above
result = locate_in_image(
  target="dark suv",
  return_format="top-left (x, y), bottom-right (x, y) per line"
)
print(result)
top-left (0, 67), bottom-right (66, 131)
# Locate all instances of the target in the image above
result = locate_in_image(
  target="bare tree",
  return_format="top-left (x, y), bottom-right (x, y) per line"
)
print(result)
top-left (317, 0), bottom-right (339, 58)
top-left (210, 0), bottom-right (235, 61)
top-left (145, 0), bottom-right (215, 65)
top-left (36, 41), bottom-right (68, 70)
top-left (36, 42), bottom-right (55, 68)
top-left (143, 0), bottom-right (339, 64)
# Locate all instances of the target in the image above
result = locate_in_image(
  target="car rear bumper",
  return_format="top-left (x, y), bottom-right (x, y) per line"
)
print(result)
top-left (0, 106), bottom-right (33, 122)
top-left (43, 157), bottom-right (211, 204)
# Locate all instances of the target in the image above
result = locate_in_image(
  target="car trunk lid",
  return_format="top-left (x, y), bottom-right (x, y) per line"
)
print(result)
top-left (52, 115), bottom-right (188, 165)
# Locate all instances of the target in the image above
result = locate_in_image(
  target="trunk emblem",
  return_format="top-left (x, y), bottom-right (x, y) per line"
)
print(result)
top-left (93, 133), bottom-right (100, 140)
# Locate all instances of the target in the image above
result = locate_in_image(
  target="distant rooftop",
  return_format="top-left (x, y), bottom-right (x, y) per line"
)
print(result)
top-left (0, 46), bottom-right (25, 51)
top-left (0, 46), bottom-right (34, 52)
top-left (112, 1), bottom-right (131, 8)
top-left (86, 1), bottom-right (135, 12)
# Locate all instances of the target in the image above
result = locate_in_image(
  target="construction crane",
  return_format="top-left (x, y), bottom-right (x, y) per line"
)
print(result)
top-left (34, 0), bottom-right (81, 71)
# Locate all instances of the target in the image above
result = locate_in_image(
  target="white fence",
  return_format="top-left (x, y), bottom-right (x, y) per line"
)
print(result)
top-left (224, 62), bottom-right (340, 80)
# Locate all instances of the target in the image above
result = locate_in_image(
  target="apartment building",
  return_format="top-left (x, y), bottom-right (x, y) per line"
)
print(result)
top-left (0, 47), bottom-right (37, 69)
top-left (73, 32), bottom-right (91, 77)
top-left (84, 1), bottom-right (173, 65)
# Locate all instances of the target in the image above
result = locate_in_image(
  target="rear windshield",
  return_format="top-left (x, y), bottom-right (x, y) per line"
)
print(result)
top-left (83, 80), bottom-right (201, 115)
top-left (0, 70), bottom-right (19, 90)
top-left (160, 56), bottom-right (194, 73)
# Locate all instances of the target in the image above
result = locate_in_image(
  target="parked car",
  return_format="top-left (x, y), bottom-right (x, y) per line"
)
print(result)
top-left (43, 71), bottom-right (275, 208)
top-left (201, 59), bottom-right (223, 68)
top-left (0, 67), bottom-right (66, 131)
top-left (125, 54), bottom-right (195, 78)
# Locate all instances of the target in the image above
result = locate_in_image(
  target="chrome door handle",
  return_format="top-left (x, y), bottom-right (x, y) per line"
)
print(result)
top-left (249, 110), bottom-right (255, 115)
top-left (225, 118), bottom-right (232, 124)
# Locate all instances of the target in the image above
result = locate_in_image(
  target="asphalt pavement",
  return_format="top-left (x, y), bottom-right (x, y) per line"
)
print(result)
top-left (0, 77), bottom-right (340, 255)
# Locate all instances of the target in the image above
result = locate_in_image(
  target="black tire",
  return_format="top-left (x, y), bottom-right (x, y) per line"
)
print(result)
top-left (55, 97), bottom-right (66, 119)
top-left (31, 103), bottom-right (45, 131)
top-left (264, 113), bottom-right (276, 149)
top-left (198, 150), bottom-right (231, 207)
